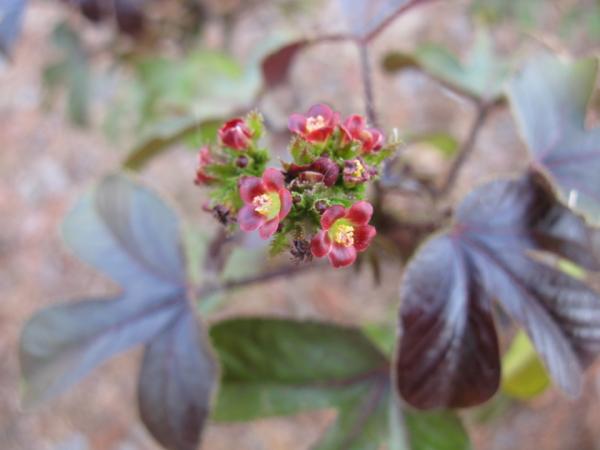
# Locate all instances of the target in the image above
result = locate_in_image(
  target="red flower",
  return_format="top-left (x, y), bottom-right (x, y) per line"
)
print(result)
top-left (238, 168), bottom-right (293, 239)
top-left (311, 201), bottom-right (376, 268)
top-left (194, 146), bottom-right (216, 185)
top-left (288, 104), bottom-right (339, 143)
top-left (340, 114), bottom-right (384, 153)
top-left (219, 118), bottom-right (252, 150)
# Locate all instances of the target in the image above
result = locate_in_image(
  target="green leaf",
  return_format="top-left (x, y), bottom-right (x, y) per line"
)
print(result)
top-left (124, 117), bottom-right (223, 170)
top-left (210, 318), bottom-right (388, 421)
top-left (42, 23), bottom-right (91, 126)
top-left (502, 331), bottom-right (550, 399)
top-left (408, 132), bottom-right (460, 159)
top-left (123, 49), bottom-right (263, 169)
top-left (404, 410), bottom-right (472, 450)
top-left (507, 54), bottom-right (600, 225)
top-left (210, 318), bottom-right (471, 450)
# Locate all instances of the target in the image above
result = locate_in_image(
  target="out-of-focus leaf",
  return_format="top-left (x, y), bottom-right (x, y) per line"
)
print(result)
top-left (0, 0), bottom-right (26, 57)
top-left (63, 0), bottom-right (146, 35)
top-left (404, 410), bottom-right (471, 450)
top-left (507, 54), bottom-right (600, 225)
top-left (502, 331), bottom-right (550, 399)
top-left (211, 318), bottom-right (470, 450)
top-left (138, 312), bottom-right (218, 450)
top-left (396, 172), bottom-right (600, 409)
top-left (261, 39), bottom-right (309, 89)
top-left (383, 30), bottom-right (509, 101)
top-left (409, 132), bottom-right (460, 159)
top-left (20, 293), bottom-right (181, 407)
top-left (20, 174), bottom-right (217, 450)
top-left (382, 52), bottom-right (419, 72)
top-left (124, 50), bottom-right (261, 169)
top-left (124, 117), bottom-right (223, 170)
top-left (362, 322), bottom-right (396, 355)
top-left (338, 0), bottom-right (412, 41)
top-left (42, 23), bottom-right (90, 126)
top-left (20, 174), bottom-right (184, 405)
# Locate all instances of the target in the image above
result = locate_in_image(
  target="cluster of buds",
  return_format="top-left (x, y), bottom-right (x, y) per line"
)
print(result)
top-left (194, 104), bottom-right (396, 268)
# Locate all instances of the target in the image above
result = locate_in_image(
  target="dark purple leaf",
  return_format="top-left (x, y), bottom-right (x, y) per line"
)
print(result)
top-left (396, 236), bottom-right (501, 408)
top-left (114, 0), bottom-right (145, 35)
top-left (64, 0), bottom-right (145, 35)
top-left (508, 54), bottom-right (600, 224)
top-left (396, 172), bottom-right (600, 409)
top-left (0, 0), bottom-right (27, 57)
top-left (139, 311), bottom-right (218, 450)
top-left (261, 40), bottom-right (309, 89)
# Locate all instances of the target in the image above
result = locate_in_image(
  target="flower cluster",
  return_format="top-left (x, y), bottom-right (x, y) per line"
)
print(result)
top-left (194, 104), bottom-right (396, 268)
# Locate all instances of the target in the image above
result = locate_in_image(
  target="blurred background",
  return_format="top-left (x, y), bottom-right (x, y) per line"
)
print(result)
top-left (1, 0), bottom-right (600, 449)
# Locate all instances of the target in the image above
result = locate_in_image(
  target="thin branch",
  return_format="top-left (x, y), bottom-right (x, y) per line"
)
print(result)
top-left (358, 44), bottom-right (378, 126)
top-left (437, 102), bottom-right (492, 197)
top-left (195, 262), bottom-right (320, 300)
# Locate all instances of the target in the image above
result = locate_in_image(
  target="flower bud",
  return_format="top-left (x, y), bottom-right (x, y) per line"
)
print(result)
top-left (236, 155), bottom-right (249, 168)
top-left (218, 118), bottom-right (253, 150)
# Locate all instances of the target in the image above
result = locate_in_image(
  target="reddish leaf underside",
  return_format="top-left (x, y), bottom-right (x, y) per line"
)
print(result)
top-left (397, 173), bottom-right (600, 409)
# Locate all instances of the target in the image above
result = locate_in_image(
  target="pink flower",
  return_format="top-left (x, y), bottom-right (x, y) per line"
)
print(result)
top-left (238, 168), bottom-right (293, 239)
top-left (311, 201), bottom-right (377, 268)
top-left (340, 114), bottom-right (384, 153)
top-left (194, 146), bottom-right (216, 185)
top-left (288, 104), bottom-right (339, 143)
top-left (218, 118), bottom-right (252, 150)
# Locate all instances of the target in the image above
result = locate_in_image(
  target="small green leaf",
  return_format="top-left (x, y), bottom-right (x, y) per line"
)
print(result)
top-left (409, 132), bottom-right (460, 159)
top-left (502, 331), bottom-right (550, 399)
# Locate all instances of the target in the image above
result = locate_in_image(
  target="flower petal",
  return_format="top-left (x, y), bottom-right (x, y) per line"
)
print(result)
top-left (259, 218), bottom-right (279, 239)
top-left (329, 244), bottom-right (357, 268)
top-left (306, 127), bottom-right (335, 143)
top-left (311, 230), bottom-right (332, 258)
top-left (347, 201), bottom-right (373, 225)
top-left (278, 188), bottom-right (292, 220)
top-left (321, 205), bottom-right (346, 230)
top-left (343, 114), bottom-right (366, 136)
top-left (239, 177), bottom-right (265, 203)
top-left (354, 225), bottom-right (376, 252)
top-left (288, 114), bottom-right (306, 134)
top-left (307, 103), bottom-right (333, 120)
top-left (367, 128), bottom-right (384, 151)
top-left (238, 205), bottom-right (265, 232)
top-left (262, 168), bottom-right (285, 191)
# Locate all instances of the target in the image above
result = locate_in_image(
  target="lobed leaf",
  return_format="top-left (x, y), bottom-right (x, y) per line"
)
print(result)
top-left (20, 173), bottom-right (217, 450)
top-left (507, 54), bottom-right (600, 224)
top-left (396, 172), bottom-right (600, 409)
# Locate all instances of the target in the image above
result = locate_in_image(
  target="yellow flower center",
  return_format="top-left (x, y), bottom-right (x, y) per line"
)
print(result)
top-left (351, 161), bottom-right (365, 178)
top-left (252, 192), bottom-right (280, 219)
top-left (306, 115), bottom-right (326, 132)
top-left (333, 224), bottom-right (355, 247)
